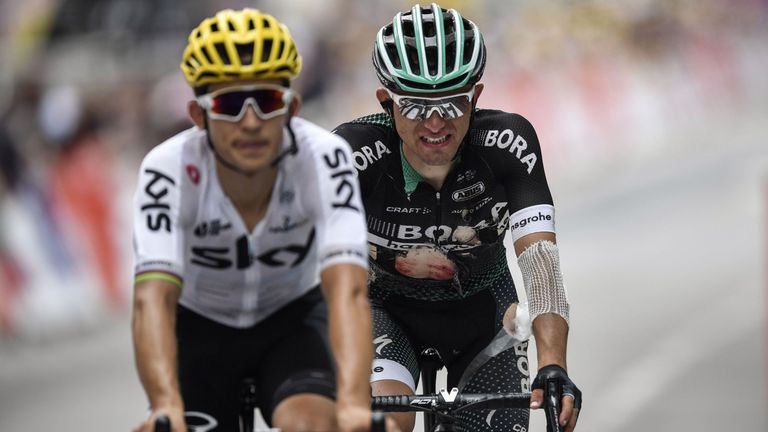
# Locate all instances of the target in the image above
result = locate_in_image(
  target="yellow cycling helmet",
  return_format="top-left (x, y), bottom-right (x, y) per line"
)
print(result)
top-left (181, 8), bottom-right (302, 88)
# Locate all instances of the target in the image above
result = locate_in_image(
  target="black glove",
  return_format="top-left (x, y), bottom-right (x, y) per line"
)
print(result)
top-left (532, 364), bottom-right (582, 410)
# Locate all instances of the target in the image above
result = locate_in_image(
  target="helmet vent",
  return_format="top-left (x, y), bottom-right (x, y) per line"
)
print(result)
top-left (236, 42), bottom-right (254, 65)
top-left (248, 18), bottom-right (256, 30)
top-left (425, 46), bottom-right (438, 75)
top-left (384, 44), bottom-right (401, 69)
top-left (200, 46), bottom-right (213, 65)
top-left (445, 40), bottom-right (456, 67)
top-left (262, 39), bottom-right (273, 62)
top-left (214, 42), bottom-right (230, 65)
top-left (463, 39), bottom-right (474, 63)
top-left (423, 21), bottom-right (436, 38)
top-left (262, 17), bottom-right (271, 28)
top-left (404, 44), bottom-right (421, 75)
top-left (401, 21), bottom-right (415, 38)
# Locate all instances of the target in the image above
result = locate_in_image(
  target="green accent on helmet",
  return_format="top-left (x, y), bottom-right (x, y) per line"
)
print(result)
top-left (373, 3), bottom-right (486, 94)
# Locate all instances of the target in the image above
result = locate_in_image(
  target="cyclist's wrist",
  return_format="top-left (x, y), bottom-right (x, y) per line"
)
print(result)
top-left (150, 392), bottom-right (184, 412)
top-left (336, 396), bottom-right (370, 411)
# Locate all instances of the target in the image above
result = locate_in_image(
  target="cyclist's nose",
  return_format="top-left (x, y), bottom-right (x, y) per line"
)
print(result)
top-left (422, 110), bottom-right (447, 132)
top-left (239, 103), bottom-right (264, 129)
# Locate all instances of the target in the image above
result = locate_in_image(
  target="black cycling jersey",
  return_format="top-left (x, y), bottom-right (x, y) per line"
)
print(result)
top-left (335, 109), bottom-right (552, 431)
top-left (333, 109), bottom-right (555, 301)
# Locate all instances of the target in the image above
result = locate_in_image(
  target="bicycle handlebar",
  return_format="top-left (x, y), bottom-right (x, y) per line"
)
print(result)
top-left (544, 380), bottom-right (565, 432)
top-left (371, 391), bottom-right (531, 412)
top-left (372, 386), bottom-right (566, 432)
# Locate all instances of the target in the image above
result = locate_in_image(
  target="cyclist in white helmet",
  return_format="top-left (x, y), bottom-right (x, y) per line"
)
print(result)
top-left (334, 4), bottom-right (582, 431)
top-left (131, 8), bottom-right (389, 432)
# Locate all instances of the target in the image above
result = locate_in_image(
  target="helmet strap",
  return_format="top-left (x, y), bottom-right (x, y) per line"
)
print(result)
top-left (270, 115), bottom-right (298, 167)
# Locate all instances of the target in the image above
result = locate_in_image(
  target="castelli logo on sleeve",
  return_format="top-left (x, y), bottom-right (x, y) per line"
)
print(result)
top-left (186, 164), bottom-right (200, 185)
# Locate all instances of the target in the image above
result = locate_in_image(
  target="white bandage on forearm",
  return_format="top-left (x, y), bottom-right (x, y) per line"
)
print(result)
top-left (517, 240), bottom-right (570, 324)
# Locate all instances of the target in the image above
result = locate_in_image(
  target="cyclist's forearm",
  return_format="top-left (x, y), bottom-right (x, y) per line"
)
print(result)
top-left (321, 264), bottom-right (374, 409)
top-left (532, 313), bottom-right (569, 369)
top-left (132, 282), bottom-right (183, 409)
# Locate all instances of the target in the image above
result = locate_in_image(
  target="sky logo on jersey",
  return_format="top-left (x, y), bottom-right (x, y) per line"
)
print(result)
top-left (140, 168), bottom-right (175, 232)
top-left (257, 228), bottom-right (315, 267)
top-left (324, 148), bottom-right (360, 212)
top-left (483, 129), bottom-right (538, 174)
top-left (451, 182), bottom-right (485, 202)
top-left (352, 139), bottom-right (391, 171)
top-left (191, 230), bottom-right (316, 269)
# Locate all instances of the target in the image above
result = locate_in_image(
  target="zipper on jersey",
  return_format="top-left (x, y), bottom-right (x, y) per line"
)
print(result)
top-left (434, 191), bottom-right (442, 246)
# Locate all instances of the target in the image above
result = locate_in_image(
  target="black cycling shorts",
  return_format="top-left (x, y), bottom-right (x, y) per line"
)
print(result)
top-left (371, 270), bottom-right (531, 432)
top-left (176, 287), bottom-right (335, 430)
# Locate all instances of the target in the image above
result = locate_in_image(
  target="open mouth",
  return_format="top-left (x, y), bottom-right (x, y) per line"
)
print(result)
top-left (421, 135), bottom-right (449, 145)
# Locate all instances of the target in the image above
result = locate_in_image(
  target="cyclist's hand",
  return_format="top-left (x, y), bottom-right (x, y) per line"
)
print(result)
top-left (132, 406), bottom-right (187, 432)
top-left (531, 364), bottom-right (582, 431)
top-left (337, 405), bottom-right (401, 432)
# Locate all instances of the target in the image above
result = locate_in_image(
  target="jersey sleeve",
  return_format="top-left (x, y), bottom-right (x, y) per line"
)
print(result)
top-left (474, 111), bottom-right (556, 242)
top-left (332, 116), bottom-right (396, 194)
top-left (302, 133), bottom-right (369, 271)
top-left (131, 142), bottom-right (187, 283)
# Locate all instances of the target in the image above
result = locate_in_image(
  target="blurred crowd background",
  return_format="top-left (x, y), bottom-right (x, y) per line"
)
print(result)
top-left (0, 0), bottom-right (766, 340)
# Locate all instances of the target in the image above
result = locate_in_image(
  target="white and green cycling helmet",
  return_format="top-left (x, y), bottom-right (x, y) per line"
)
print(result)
top-left (373, 3), bottom-right (486, 94)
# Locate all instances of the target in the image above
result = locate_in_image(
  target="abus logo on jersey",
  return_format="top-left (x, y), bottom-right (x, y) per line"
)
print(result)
top-left (452, 182), bottom-right (485, 202)
top-left (323, 147), bottom-right (360, 212)
top-left (140, 168), bottom-right (175, 232)
top-left (483, 129), bottom-right (538, 174)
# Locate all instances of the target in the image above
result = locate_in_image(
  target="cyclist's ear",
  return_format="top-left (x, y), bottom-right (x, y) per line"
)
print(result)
top-left (375, 88), bottom-right (394, 116)
top-left (188, 100), bottom-right (206, 129)
top-left (472, 83), bottom-right (484, 107)
top-left (288, 93), bottom-right (302, 117)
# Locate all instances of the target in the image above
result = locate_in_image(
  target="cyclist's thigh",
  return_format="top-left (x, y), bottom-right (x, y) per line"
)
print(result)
top-left (455, 341), bottom-right (531, 432)
top-left (255, 288), bottom-right (336, 425)
top-left (370, 300), bottom-right (420, 392)
top-left (176, 305), bottom-right (244, 432)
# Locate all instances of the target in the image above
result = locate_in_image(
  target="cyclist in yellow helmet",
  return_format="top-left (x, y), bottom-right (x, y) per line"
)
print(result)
top-left (132, 9), bottom-right (388, 432)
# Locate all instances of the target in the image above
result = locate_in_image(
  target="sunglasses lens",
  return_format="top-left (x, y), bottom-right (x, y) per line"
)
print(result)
top-left (208, 88), bottom-right (289, 119)
top-left (394, 93), bottom-right (472, 121)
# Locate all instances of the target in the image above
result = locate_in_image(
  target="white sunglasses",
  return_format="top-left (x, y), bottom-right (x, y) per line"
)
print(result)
top-left (197, 84), bottom-right (294, 122)
top-left (386, 87), bottom-right (475, 121)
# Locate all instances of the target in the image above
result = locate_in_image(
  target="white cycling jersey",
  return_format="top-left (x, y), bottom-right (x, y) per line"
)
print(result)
top-left (132, 117), bottom-right (368, 328)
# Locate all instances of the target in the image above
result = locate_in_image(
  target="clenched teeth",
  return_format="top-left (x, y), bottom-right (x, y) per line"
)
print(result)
top-left (423, 135), bottom-right (448, 144)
